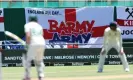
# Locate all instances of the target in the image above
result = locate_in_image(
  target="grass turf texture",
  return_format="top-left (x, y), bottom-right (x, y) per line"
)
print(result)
top-left (1, 65), bottom-right (133, 80)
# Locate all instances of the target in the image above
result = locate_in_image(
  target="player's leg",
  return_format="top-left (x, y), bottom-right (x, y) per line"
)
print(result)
top-left (115, 46), bottom-right (129, 72)
top-left (97, 46), bottom-right (111, 72)
top-left (34, 60), bottom-right (45, 80)
top-left (34, 45), bottom-right (45, 80)
top-left (23, 59), bottom-right (32, 80)
top-left (22, 46), bottom-right (34, 80)
top-left (97, 48), bottom-right (107, 72)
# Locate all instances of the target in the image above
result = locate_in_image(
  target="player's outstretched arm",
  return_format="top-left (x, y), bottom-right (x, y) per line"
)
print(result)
top-left (118, 28), bottom-right (124, 54)
top-left (103, 28), bottom-right (108, 49)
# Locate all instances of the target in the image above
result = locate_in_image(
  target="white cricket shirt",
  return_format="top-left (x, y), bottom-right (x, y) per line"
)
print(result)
top-left (24, 22), bottom-right (45, 45)
top-left (103, 27), bottom-right (122, 48)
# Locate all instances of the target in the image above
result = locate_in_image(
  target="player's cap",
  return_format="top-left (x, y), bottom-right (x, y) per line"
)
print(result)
top-left (28, 15), bottom-right (38, 22)
top-left (109, 22), bottom-right (117, 27)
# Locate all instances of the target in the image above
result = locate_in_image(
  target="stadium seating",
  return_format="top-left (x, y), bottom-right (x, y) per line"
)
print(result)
top-left (0, 0), bottom-right (132, 8)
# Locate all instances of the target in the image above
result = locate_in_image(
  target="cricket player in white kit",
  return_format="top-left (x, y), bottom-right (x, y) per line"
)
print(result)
top-left (97, 22), bottom-right (129, 72)
top-left (23, 15), bottom-right (45, 80)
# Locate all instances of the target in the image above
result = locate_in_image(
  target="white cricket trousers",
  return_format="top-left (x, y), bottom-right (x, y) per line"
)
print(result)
top-left (23, 44), bottom-right (45, 78)
top-left (98, 43), bottom-right (129, 71)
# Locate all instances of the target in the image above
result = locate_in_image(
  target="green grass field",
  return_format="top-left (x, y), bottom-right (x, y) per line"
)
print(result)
top-left (1, 65), bottom-right (133, 80)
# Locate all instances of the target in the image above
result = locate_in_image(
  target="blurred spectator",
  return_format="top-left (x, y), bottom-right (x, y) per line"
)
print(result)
top-left (29, 0), bottom-right (38, 7)
top-left (8, 0), bottom-right (16, 8)
top-left (2, 41), bottom-right (5, 49)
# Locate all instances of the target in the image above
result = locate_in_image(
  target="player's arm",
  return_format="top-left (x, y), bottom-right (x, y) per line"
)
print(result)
top-left (118, 28), bottom-right (124, 53)
top-left (25, 32), bottom-right (31, 45)
top-left (103, 29), bottom-right (108, 48)
top-left (100, 29), bottom-right (108, 54)
top-left (24, 24), bottom-right (31, 45)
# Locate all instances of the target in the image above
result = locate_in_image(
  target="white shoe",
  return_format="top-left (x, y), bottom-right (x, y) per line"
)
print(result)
top-left (39, 77), bottom-right (44, 80)
top-left (125, 68), bottom-right (130, 72)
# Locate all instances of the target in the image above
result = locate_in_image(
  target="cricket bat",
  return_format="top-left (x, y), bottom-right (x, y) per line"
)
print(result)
top-left (4, 31), bottom-right (26, 46)
top-left (5, 31), bottom-right (28, 69)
